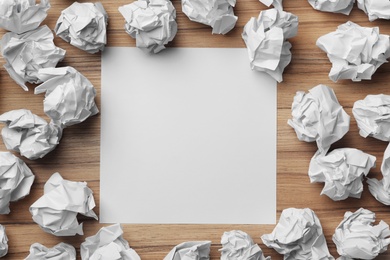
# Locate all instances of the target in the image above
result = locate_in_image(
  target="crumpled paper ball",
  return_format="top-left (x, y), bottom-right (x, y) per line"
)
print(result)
top-left (220, 230), bottom-right (270, 260)
top-left (357, 0), bottom-right (390, 21)
top-left (352, 94), bottom-right (390, 141)
top-left (119, 0), bottom-right (177, 54)
top-left (25, 242), bottom-right (76, 260)
top-left (0, 109), bottom-right (62, 160)
top-left (182, 0), bottom-right (237, 35)
top-left (55, 2), bottom-right (108, 54)
top-left (259, 0), bottom-right (283, 10)
top-left (333, 208), bottom-right (390, 259)
top-left (317, 21), bottom-right (390, 82)
top-left (0, 225), bottom-right (8, 257)
top-left (29, 172), bottom-right (98, 236)
top-left (1, 25), bottom-right (66, 91)
top-left (0, 0), bottom-right (50, 34)
top-left (34, 67), bottom-right (99, 128)
top-left (0, 151), bottom-right (34, 214)
top-left (309, 148), bottom-right (376, 201)
top-left (261, 208), bottom-right (334, 260)
top-left (81, 223), bottom-right (140, 260)
top-left (308, 0), bottom-right (355, 15)
top-left (164, 241), bottom-right (211, 260)
top-left (367, 143), bottom-right (390, 205)
top-left (242, 8), bottom-right (298, 82)
top-left (287, 84), bottom-right (350, 152)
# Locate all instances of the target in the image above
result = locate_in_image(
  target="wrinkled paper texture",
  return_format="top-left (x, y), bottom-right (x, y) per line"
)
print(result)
top-left (317, 21), bottom-right (390, 82)
top-left (357, 0), bottom-right (390, 21)
top-left (35, 67), bottom-right (99, 128)
top-left (309, 148), bottom-right (376, 201)
top-left (0, 151), bottom-right (34, 214)
top-left (262, 208), bottom-right (334, 260)
top-left (353, 94), bottom-right (390, 141)
top-left (1, 25), bottom-right (66, 91)
top-left (0, 225), bottom-right (8, 257)
top-left (29, 172), bottom-right (98, 236)
top-left (220, 230), bottom-right (270, 260)
top-left (81, 223), bottom-right (140, 260)
top-left (164, 241), bottom-right (211, 260)
top-left (182, 0), bottom-right (237, 34)
top-left (242, 8), bottom-right (298, 82)
top-left (0, 0), bottom-right (50, 33)
top-left (55, 2), bottom-right (108, 54)
top-left (287, 84), bottom-right (350, 152)
top-left (333, 208), bottom-right (390, 259)
top-left (367, 143), bottom-right (390, 205)
top-left (25, 242), bottom-right (76, 260)
top-left (308, 0), bottom-right (355, 15)
top-left (0, 109), bottom-right (62, 160)
top-left (119, 0), bottom-right (177, 54)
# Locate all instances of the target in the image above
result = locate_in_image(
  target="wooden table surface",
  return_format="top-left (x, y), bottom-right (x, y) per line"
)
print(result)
top-left (1, 0), bottom-right (390, 259)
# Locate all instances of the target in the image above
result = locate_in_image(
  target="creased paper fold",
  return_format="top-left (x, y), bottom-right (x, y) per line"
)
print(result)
top-left (30, 172), bottom-right (98, 236)
top-left (309, 148), bottom-right (376, 201)
top-left (333, 208), bottom-right (390, 259)
top-left (317, 21), bottom-right (390, 82)
top-left (242, 8), bottom-right (298, 82)
top-left (287, 84), bottom-right (350, 152)
top-left (81, 223), bottom-right (140, 260)
top-left (262, 208), bottom-right (334, 260)
top-left (1, 25), bottom-right (66, 91)
top-left (119, 0), bottom-right (177, 54)
top-left (25, 242), bottom-right (76, 260)
top-left (0, 225), bottom-right (8, 257)
top-left (55, 2), bottom-right (108, 54)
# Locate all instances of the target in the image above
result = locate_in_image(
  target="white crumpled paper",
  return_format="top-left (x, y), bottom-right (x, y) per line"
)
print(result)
top-left (25, 242), bottom-right (76, 260)
top-left (0, 109), bottom-right (62, 160)
top-left (333, 208), bottom-right (390, 259)
top-left (242, 8), bottom-right (298, 83)
top-left (182, 0), bottom-right (237, 35)
top-left (261, 208), bottom-right (334, 260)
top-left (308, 0), bottom-right (355, 15)
top-left (220, 230), bottom-right (270, 260)
top-left (164, 241), bottom-right (211, 260)
top-left (0, 151), bottom-right (34, 214)
top-left (35, 67), bottom-right (99, 128)
top-left (29, 172), bottom-right (97, 236)
top-left (353, 94), bottom-right (390, 141)
top-left (309, 148), bottom-right (376, 201)
top-left (357, 0), bottom-right (390, 21)
top-left (367, 143), bottom-right (390, 205)
top-left (1, 25), bottom-right (66, 91)
top-left (287, 84), bottom-right (350, 152)
top-left (55, 2), bottom-right (108, 54)
top-left (81, 223), bottom-right (140, 260)
top-left (317, 21), bottom-right (390, 82)
top-left (0, 0), bottom-right (50, 34)
top-left (119, 0), bottom-right (177, 54)
top-left (259, 0), bottom-right (283, 10)
top-left (0, 225), bottom-right (8, 257)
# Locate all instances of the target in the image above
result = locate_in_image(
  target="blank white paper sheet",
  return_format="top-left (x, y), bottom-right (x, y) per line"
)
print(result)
top-left (101, 47), bottom-right (276, 224)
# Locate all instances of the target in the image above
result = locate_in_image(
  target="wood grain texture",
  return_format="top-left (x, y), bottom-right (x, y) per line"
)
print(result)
top-left (1, 0), bottom-right (390, 259)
